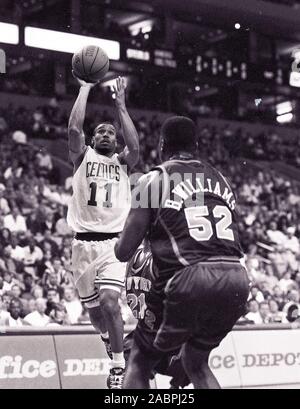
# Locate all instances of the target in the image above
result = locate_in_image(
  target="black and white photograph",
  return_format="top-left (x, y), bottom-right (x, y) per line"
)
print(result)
top-left (0, 0), bottom-right (300, 391)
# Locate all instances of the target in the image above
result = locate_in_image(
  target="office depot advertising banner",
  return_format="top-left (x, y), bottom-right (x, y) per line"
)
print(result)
top-left (233, 330), bottom-right (300, 387)
top-left (150, 328), bottom-right (300, 389)
top-left (0, 335), bottom-right (60, 389)
top-left (54, 334), bottom-right (110, 389)
top-left (0, 328), bottom-right (300, 388)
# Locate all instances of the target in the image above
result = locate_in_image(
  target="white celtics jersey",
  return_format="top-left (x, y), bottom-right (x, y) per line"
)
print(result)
top-left (67, 147), bottom-right (131, 233)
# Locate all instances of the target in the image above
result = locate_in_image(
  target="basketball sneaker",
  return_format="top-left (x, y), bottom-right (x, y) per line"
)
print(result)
top-left (107, 367), bottom-right (125, 389)
top-left (101, 336), bottom-right (113, 360)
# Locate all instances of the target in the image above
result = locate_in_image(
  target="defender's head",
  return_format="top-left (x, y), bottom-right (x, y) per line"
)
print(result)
top-left (159, 116), bottom-right (198, 161)
top-left (92, 122), bottom-right (117, 156)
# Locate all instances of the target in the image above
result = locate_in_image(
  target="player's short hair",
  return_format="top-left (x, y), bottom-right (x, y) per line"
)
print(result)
top-left (93, 122), bottom-right (116, 135)
top-left (160, 116), bottom-right (197, 156)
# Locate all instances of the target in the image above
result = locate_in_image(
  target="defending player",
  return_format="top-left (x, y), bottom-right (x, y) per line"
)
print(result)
top-left (115, 116), bottom-right (250, 389)
top-left (67, 76), bottom-right (139, 388)
top-left (107, 241), bottom-right (190, 389)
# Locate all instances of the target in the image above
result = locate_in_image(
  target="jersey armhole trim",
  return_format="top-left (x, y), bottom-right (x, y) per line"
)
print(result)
top-left (72, 146), bottom-right (89, 176)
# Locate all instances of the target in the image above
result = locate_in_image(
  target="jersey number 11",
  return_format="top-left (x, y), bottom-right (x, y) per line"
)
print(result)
top-left (88, 182), bottom-right (112, 208)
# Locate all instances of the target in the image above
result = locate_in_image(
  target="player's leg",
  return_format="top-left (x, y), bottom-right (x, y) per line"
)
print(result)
top-left (71, 239), bottom-right (111, 358)
top-left (181, 261), bottom-right (249, 389)
top-left (123, 284), bottom-right (166, 389)
top-left (181, 342), bottom-right (220, 389)
top-left (95, 238), bottom-right (128, 380)
top-left (98, 286), bottom-right (126, 389)
top-left (85, 303), bottom-right (113, 358)
top-left (123, 338), bottom-right (160, 389)
top-left (99, 287), bottom-right (124, 363)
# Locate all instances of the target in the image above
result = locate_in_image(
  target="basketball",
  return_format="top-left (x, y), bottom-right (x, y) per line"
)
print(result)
top-left (72, 45), bottom-right (109, 83)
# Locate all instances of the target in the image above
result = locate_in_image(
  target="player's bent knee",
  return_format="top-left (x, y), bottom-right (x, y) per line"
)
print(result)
top-left (99, 289), bottom-right (120, 316)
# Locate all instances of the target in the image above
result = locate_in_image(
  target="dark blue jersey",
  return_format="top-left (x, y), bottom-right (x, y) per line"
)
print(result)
top-left (125, 245), bottom-right (155, 319)
top-left (148, 159), bottom-right (243, 277)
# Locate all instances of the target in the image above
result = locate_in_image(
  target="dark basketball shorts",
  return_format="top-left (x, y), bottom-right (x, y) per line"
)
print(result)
top-left (134, 259), bottom-right (250, 355)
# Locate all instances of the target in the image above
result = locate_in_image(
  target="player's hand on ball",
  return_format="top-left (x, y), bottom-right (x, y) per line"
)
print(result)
top-left (72, 70), bottom-right (97, 88)
top-left (113, 76), bottom-right (126, 108)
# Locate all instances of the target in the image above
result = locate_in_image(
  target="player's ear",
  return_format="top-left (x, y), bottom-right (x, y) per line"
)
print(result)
top-left (91, 136), bottom-right (95, 147)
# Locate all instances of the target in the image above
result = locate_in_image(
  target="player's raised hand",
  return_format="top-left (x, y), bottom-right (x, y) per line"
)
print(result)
top-left (72, 70), bottom-right (98, 89)
top-left (113, 76), bottom-right (126, 108)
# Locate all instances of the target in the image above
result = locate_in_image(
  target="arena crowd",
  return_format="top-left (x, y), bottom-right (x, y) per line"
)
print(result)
top-left (0, 100), bottom-right (299, 328)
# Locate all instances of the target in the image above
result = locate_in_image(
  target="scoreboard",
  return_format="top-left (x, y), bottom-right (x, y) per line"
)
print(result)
top-left (123, 44), bottom-right (290, 87)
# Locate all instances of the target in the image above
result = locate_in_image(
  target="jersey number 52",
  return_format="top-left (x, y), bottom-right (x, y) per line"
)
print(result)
top-left (184, 205), bottom-right (234, 241)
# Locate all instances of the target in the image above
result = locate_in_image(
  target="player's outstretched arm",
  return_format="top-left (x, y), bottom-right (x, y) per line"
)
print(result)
top-left (115, 206), bottom-right (150, 262)
top-left (115, 172), bottom-right (159, 261)
top-left (113, 76), bottom-right (139, 169)
top-left (68, 75), bottom-right (96, 165)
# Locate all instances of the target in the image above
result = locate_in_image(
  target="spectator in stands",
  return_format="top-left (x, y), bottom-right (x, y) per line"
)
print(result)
top-left (279, 271), bottom-right (296, 294)
top-left (249, 286), bottom-right (265, 303)
top-left (4, 158), bottom-right (23, 180)
top-left (51, 258), bottom-right (69, 286)
top-left (266, 221), bottom-right (287, 247)
top-left (3, 206), bottom-right (27, 233)
top-left (60, 247), bottom-right (72, 272)
top-left (0, 228), bottom-right (12, 247)
top-left (282, 289), bottom-right (300, 313)
top-left (43, 271), bottom-right (64, 298)
top-left (258, 281), bottom-right (272, 298)
top-left (259, 301), bottom-right (271, 323)
top-left (11, 284), bottom-right (22, 299)
top-left (17, 183), bottom-right (39, 213)
top-left (62, 287), bottom-right (82, 325)
top-left (5, 298), bottom-right (25, 327)
top-left (40, 212), bottom-right (56, 234)
top-left (47, 303), bottom-right (70, 327)
top-left (47, 186), bottom-right (70, 206)
top-left (1, 245), bottom-right (21, 275)
top-left (262, 265), bottom-right (279, 291)
top-left (24, 298), bottom-right (50, 326)
top-left (35, 148), bottom-right (53, 176)
top-left (245, 299), bottom-right (262, 324)
top-left (10, 235), bottom-right (25, 262)
top-left (0, 294), bottom-right (9, 325)
top-left (39, 230), bottom-right (59, 255)
top-left (272, 285), bottom-right (286, 310)
top-left (2, 292), bottom-right (12, 311)
top-left (23, 273), bottom-right (34, 293)
top-left (55, 210), bottom-right (73, 236)
top-left (22, 237), bottom-right (44, 277)
top-left (31, 285), bottom-right (44, 300)
top-left (0, 186), bottom-right (10, 215)
top-left (283, 226), bottom-right (299, 271)
top-left (45, 288), bottom-right (60, 315)
top-left (26, 211), bottom-right (42, 235)
top-left (268, 299), bottom-right (287, 323)
top-left (2, 271), bottom-right (17, 292)
top-left (19, 293), bottom-right (35, 316)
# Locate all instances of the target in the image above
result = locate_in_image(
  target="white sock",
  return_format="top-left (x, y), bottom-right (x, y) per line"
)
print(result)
top-left (101, 332), bottom-right (109, 340)
top-left (112, 352), bottom-right (125, 369)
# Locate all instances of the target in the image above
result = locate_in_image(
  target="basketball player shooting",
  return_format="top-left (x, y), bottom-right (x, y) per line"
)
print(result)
top-left (67, 75), bottom-right (139, 388)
